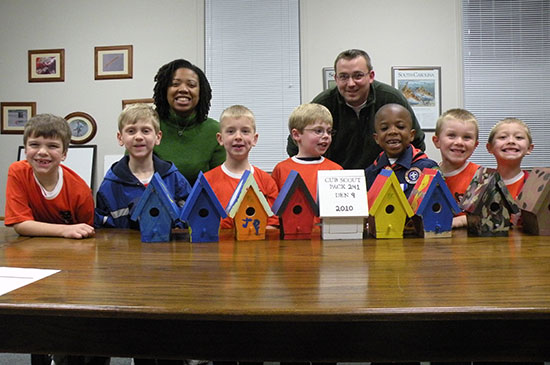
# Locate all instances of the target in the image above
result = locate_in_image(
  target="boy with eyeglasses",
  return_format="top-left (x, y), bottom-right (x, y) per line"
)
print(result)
top-left (286, 48), bottom-right (425, 170)
top-left (365, 103), bottom-right (437, 198)
top-left (272, 103), bottom-right (342, 202)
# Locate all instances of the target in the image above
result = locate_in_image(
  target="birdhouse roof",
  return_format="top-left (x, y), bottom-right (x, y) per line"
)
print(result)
top-left (408, 168), bottom-right (461, 215)
top-left (226, 170), bottom-right (274, 218)
top-left (459, 167), bottom-right (519, 215)
top-left (180, 171), bottom-right (227, 221)
top-left (517, 168), bottom-right (550, 213)
top-left (272, 170), bottom-right (318, 215)
top-left (369, 168), bottom-right (414, 217)
top-left (130, 172), bottom-right (180, 221)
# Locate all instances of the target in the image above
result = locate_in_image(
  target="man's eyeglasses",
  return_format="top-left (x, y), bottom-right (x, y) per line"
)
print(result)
top-left (336, 71), bottom-right (369, 82)
top-left (303, 127), bottom-right (336, 136)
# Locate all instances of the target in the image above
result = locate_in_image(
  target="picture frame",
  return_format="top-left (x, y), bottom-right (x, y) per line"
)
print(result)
top-left (65, 112), bottom-right (97, 145)
top-left (18, 145), bottom-right (96, 190)
top-left (94, 45), bottom-right (133, 80)
top-left (391, 66), bottom-right (441, 131)
top-left (1, 102), bottom-right (36, 134)
top-left (323, 67), bottom-right (336, 90)
top-left (28, 49), bottom-right (65, 82)
top-left (122, 98), bottom-right (154, 109)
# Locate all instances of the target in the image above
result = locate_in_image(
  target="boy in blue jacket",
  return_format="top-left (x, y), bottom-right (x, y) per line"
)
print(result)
top-left (95, 103), bottom-right (191, 229)
top-left (365, 103), bottom-right (437, 197)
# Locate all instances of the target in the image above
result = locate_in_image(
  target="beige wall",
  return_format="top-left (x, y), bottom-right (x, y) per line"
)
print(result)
top-left (0, 0), bottom-right (462, 216)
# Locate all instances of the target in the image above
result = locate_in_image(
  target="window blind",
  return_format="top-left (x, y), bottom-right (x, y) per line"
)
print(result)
top-left (205, 0), bottom-right (301, 172)
top-left (463, 0), bottom-right (550, 168)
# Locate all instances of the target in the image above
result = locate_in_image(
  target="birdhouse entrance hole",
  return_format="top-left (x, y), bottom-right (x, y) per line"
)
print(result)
top-left (199, 208), bottom-right (209, 218)
top-left (490, 202), bottom-right (500, 213)
top-left (432, 202), bottom-right (442, 213)
top-left (149, 207), bottom-right (159, 217)
top-left (385, 205), bottom-right (394, 214)
top-left (293, 205), bottom-right (303, 215)
top-left (246, 207), bottom-right (256, 216)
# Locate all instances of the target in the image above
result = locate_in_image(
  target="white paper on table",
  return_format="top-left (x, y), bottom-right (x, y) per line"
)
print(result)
top-left (0, 266), bottom-right (60, 296)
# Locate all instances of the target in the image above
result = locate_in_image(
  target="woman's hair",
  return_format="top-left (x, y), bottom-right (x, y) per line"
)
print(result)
top-left (153, 59), bottom-right (212, 122)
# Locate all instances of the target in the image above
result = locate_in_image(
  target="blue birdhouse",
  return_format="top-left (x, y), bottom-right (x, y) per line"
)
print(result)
top-left (272, 170), bottom-right (318, 240)
top-left (408, 168), bottom-right (461, 237)
top-left (130, 172), bottom-right (181, 242)
top-left (180, 171), bottom-right (227, 243)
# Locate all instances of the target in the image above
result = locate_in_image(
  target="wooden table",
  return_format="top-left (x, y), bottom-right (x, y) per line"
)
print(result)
top-left (0, 226), bottom-right (550, 362)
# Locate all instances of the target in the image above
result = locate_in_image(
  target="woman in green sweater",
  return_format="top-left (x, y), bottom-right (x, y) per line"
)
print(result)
top-left (153, 59), bottom-right (225, 185)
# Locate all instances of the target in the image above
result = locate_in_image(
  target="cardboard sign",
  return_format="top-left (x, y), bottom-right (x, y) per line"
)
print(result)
top-left (317, 169), bottom-right (368, 217)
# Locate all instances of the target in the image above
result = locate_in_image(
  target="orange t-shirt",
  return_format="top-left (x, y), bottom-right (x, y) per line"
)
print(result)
top-left (204, 164), bottom-right (279, 229)
top-left (5, 160), bottom-right (94, 226)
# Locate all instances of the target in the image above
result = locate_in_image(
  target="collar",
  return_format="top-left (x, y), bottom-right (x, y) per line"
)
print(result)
top-left (166, 109), bottom-right (199, 128)
top-left (336, 81), bottom-right (376, 111)
top-left (374, 145), bottom-right (415, 171)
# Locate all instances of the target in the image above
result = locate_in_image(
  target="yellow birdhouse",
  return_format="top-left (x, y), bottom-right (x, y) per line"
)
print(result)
top-left (367, 169), bottom-right (414, 238)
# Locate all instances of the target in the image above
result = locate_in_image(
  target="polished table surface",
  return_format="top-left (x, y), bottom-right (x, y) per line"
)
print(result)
top-left (1, 226), bottom-right (550, 361)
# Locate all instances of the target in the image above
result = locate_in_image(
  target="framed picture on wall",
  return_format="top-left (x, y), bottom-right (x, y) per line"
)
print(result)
top-left (94, 45), bottom-right (133, 80)
top-left (391, 66), bottom-right (441, 131)
top-left (28, 49), bottom-right (65, 82)
top-left (1, 102), bottom-right (36, 134)
top-left (122, 98), bottom-right (154, 109)
top-left (65, 112), bottom-right (97, 145)
top-left (323, 67), bottom-right (336, 90)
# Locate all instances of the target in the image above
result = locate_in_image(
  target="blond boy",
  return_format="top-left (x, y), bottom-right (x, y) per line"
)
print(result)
top-left (5, 114), bottom-right (95, 239)
top-left (95, 104), bottom-right (191, 228)
top-left (204, 105), bottom-right (279, 228)
top-left (272, 103), bottom-right (342, 200)
top-left (487, 117), bottom-right (534, 199)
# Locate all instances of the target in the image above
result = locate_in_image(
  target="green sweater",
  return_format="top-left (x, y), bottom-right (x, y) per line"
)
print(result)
top-left (154, 111), bottom-right (225, 185)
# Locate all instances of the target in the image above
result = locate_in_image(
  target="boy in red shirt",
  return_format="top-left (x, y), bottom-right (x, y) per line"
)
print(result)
top-left (432, 108), bottom-right (480, 228)
top-left (204, 105), bottom-right (279, 229)
top-left (272, 103), bottom-right (342, 200)
top-left (5, 114), bottom-right (95, 239)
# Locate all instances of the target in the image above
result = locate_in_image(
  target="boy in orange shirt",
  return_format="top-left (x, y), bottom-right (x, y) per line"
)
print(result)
top-left (432, 108), bottom-right (480, 228)
top-left (5, 114), bottom-right (95, 238)
top-left (487, 117), bottom-right (534, 199)
top-left (5, 114), bottom-right (106, 365)
top-left (272, 103), bottom-right (342, 200)
top-left (204, 105), bottom-right (278, 229)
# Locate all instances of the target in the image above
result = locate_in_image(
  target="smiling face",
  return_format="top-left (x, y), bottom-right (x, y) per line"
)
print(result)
top-left (334, 56), bottom-right (374, 107)
top-left (117, 119), bottom-right (162, 160)
top-left (373, 104), bottom-right (415, 158)
top-left (217, 116), bottom-right (258, 161)
top-left (292, 120), bottom-right (333, 158)
top-left (25, 134), bottom-right (66, 178)
top-left (433, 118), bottom-right (479, 171)
top-left (486, 121), bottom-right (533, 164)
top-left (167, 67), bottom-right (200, 117)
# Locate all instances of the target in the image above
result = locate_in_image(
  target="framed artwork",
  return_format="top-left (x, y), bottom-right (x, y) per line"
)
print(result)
top-left (323, 67), bottom-right (336, 90)
top-left (94, 45), bottom-right (133, 80)
top-left (122, 98), bottom-right (154, 109)
top-left (1, 102), bottom-right (36, 134)
top-left (391, 66), bottom-right (441, 131)
top-left (65, 112), bottom-right (97, 145)
top-left (28, 49), bottom-right (65, 82)
top-left (18, 145), bottom-right (96, 190)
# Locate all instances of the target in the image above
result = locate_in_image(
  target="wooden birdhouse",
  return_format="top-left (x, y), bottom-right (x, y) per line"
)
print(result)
top-left (180, 171), bottom-right (228, 243)
top-left (367, 168), bottom-right (414, 238)
top-left (130, 172), bottom-right (181, 242)
top-left (459, 167), bottom-right (519, 236)
top-left (517, 167), bottom-right (550, 235)
top-left (226, 170), bottom-right (275, 241)
top-left (408, 168), bottom-right (461, 238)
top-left (317, 169), bottom-right (369, 240)
top-left (272, 170), bottom-right (319, 240)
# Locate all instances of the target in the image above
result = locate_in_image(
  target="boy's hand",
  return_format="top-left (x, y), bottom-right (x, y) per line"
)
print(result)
top-left (63, 224), bottom-right (95, 239)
